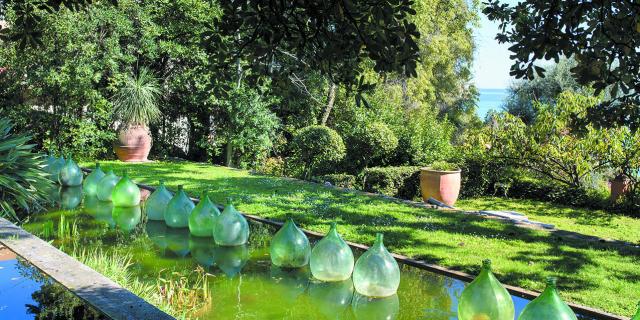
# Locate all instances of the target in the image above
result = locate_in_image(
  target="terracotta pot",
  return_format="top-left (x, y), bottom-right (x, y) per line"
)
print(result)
top-left (114, 125), bottom-right (152, 162)
top-left (419, 168), bottom-right (461, 207)
top-left (610, 174), bottom-right (631, 202)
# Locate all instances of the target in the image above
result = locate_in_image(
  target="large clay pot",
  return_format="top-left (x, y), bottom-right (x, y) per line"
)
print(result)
top-left (114, 125), bottom-right (152, 162)
top-left (610, 174), bottom-right (631, 202)
top-left (419, 167), bottom-right (461, 207)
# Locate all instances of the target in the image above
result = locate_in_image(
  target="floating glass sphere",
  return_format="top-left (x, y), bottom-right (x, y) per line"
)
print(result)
top-left (213, 199), bottom-right (249, 246)
top-left (518, 277), bottom-right (577, 320)
top-left (144, 180), bottom-right (172, 221)
top-left (189, 235), bottom-right (217, 267)
top-left (111, 172), bottom-right (141, 207)
top-left (59, 186), bottom-right (82, 210)
top-left (214, 244), bottom-right (248, 277)
top-left (166, 227), bottom-right (190, 257)
top-left (188, 192), bottom-right (220, 237)
top-left (164, 185), bottom-right (195, 228)
top-left (48, 156), bottom-right (66, 181)
top-left (83, 163), bottom-right (105, 196)
top-left (145, 220), bottom-right (168, 250)
top-left (351, 292), bottom-right (400, 320)
top-left (310, 222), bottom-right (354, 281)
top-left (96, 171), bottom-right (120, 201)
top-left (58, 157), bottom-right (83, 186)
top-left (458, 259), bottom-right (515, 320)
top-left (352, 233), bottom-right (400, 297)
top-left (309, 278), bottom-right (354, 319)
top-left (270, 218), bottom-right (311, 268)
top-left (112, 205), bottom-right (142, 233)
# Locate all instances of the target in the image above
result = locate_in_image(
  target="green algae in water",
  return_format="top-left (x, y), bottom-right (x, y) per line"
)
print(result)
top-left (352, 233), bottom-right (400, 298)
top-left (458, 259), bottom-right (515, 320)
top-left (517, 277), bottom-right (577, 320)
top-left (310, 222), bottom-right (354, 282)
top-left (188, 192), bottom-right (220, 237)
top-left (96, 171), bottom-right (120, 202)
top-left (164, 186), bottom-right (195, 228)
top-left (144, 180), bottom-right (172, 221)
top-left (111, 172), bottom-right (141, 207)
top-left (83, 163), bottom-right (105, 196)
top-left (270, 218), bottom-right (311, 268)
top-left (213, 199), bottom-right (249, 246)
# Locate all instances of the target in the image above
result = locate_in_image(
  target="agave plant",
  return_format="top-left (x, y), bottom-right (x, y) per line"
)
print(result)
top-left (0, 118), bottom-right (53, 222)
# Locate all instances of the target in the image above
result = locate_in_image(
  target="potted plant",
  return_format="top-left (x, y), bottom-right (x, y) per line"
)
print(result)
top-left (419, 161), bottom-right (461, 207)
top-left (112, 67), bottom-right (161, 162)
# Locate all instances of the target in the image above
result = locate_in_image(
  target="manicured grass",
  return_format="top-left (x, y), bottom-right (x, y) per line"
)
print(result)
top-left (457, 197), bottom-right (640, 245)
top-left (86, 161), bottom-right (640, 317)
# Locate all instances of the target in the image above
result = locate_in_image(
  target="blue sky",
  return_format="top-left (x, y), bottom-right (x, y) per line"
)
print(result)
top-left (473, 0), bottom-right (519, 89)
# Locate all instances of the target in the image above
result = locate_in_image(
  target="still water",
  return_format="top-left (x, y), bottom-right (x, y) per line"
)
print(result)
top-left (22, 186), bottom-right (597, 320)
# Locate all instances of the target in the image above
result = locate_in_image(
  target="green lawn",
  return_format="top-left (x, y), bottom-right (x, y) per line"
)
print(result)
top-left (457, 197), bottom-right (640, 245)
top-left (86, 161), bottom-right (640, 317)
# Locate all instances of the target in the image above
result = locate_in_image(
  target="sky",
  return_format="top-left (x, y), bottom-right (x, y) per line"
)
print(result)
top-left (473, 0), bottom-right (519, 89)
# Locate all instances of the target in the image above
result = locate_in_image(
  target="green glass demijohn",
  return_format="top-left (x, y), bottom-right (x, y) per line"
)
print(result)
top-left (352, 233), bottom-right (400, 298)
top-left (270, 218), bottom-right (311, 268)
top-left (164, 185), bottom-right (195, 228)
top-left (112, 205), bottom-right (142, 233)
top-left (82, 163), bottom-right (105, 196)
top-left (144, 180), bottom-right (172, 221)
top-left (96, 171), bottom-right (120, 201)
top-left (458, 259), bottom-right (515, 320)
top-left (48, 156), bottom-right (66, 180)
top-left (518, 277), bottom-right (577, 320)
top-left (111, 172), bottom-right (141, 207)
top-left (188, 192), bottom-right (220, 237)
top-left (213, 199), bottom-right (249, 246)
top-left (58, 157), bottom-right (83, 187)
top-left (632, 302), bottom-right (640, 320)
top-left (310, 222), bottom-right (354, 281)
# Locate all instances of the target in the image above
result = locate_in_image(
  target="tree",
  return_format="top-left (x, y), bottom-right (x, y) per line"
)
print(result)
top-left (484, 0), bottom-right (640, 127)
top-left (289, 125), bottom-right (346, 179)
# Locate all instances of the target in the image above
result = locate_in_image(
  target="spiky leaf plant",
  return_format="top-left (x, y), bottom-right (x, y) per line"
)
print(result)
top-left (0, 118), bottom-right (53, 222)
top-left (113, 67), bottom-right (162, 128)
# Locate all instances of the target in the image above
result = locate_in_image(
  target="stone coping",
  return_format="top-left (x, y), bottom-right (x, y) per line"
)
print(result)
top-left (0, 218), bottom-right (175, 320)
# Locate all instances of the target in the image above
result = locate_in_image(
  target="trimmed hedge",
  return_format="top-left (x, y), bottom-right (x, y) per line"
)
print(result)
top-left (314, 174), bottom-right (359, 189)
top-left (361, 166), bottom-right (421, 200)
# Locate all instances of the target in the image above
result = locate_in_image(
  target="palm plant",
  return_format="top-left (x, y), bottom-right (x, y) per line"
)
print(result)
top-left (113, 67), bottom-right (162, 127)
top-left (0, 118), bottom-right (53, 221)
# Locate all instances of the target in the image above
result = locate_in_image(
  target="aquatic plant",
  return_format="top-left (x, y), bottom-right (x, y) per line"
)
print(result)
top-left (458, 259), bottom-right (515, 320)
top-left (310, 222), bottom-right (354, 281)
top-left (270, 218), bottom-right (311, 268)
top-left (352, 233), bottom-right (400, 297)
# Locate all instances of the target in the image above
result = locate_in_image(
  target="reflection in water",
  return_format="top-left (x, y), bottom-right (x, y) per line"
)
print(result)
top-left (270, 266), bottom-right (311, 303)
top-left (166, 227), bottom-right (191, 257)
top-left (83, 195), bottom-right (100, 216)
top-left (189, 235), bottom-right (216, 268)
top-left (145, 220), bottom-right (168, 250)
top-left (112, 205), bottom-right (142, 232)
top-left (86, 199), bottom-right (115, 228)
top-left (351, 293), bottom-right (399, 320)
top-left (309, 278), bottom-right (354, 319)
top-left (214, 245), bottom-right (248, 277)
top-left (59, 186), bottom-right (83, 210)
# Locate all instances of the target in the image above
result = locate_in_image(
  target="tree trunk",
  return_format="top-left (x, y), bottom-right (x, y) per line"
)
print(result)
top-left (225, 142), bottom-right (233, 167)
top-left (321, 82), bottom-right (337, 125)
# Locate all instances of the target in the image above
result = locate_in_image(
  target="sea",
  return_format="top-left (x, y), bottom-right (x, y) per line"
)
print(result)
top-left (477, 88), bottom-right (508, 119)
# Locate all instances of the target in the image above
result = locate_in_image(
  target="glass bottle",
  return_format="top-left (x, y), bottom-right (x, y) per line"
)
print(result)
top-left (213, 199), bottom-right (249, 246)
top-left (518, 277), bottom-right (577, 320)
top-left (458, 259), bottom-right (515, 320)
top-left (83, 163), bottom-right (105, 196)
top-left (188, 192), bottom-right (220, 237)
top-left (352, 233), bottom-right (400, 297)
top-left (144, 180), bottom-right (172, 221)
top-left (310, 222), bottom-right (354, 281)
top-left (164, 185), bottom-right (195, 228)
top-left (49, 156), bottom-right (66, 180)
top-left (111, 172), bottom-right (141, 207)
top-left (351, 292), bottom-right (400, 320)
top-left (270, 218), bottom-right (311, 268)
top-left (59, 157), bottom-right (83, 186)
top-left (112, 205), bottom-right (142, 233)
top-left (96, 171), bottom-right (120, 201)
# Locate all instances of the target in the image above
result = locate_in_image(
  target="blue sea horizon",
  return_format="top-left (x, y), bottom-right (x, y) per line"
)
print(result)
top-left (477, 88), bottom-right (508, 119)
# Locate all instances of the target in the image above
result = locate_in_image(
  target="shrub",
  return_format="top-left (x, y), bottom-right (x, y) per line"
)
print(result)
top-left (257, 157), bottom-right (285, 176)
top-left (428, 160), bottom-right (459, 171)
top-left (361, 166), bottom-right (421, 200)
top-left (290, 125), bottom-right (346, 179)
top-left (346, 121), bottom-right (398, 169)
top-left (313, 174), bottom-right (359, 189)
top-left (395, 107), bottom-right (456, 166)
top-left (0, 118), bottom-right (53, 221)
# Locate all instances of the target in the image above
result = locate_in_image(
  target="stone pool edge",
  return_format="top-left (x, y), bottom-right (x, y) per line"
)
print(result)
top-left (0, 218), bottom-right (175, 320)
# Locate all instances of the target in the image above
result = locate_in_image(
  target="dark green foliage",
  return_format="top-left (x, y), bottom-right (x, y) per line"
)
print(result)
top-left (0, 118), bottom-right (53, 221)
top-left (361, 166), bottom-right (421, 200)
top-left (484, 0), bottom-right (640, 128)
top-left (345, 121), bottom-right (398, 170)
top-left (289, 125), bottom-right (346, 179)
top-left (313, 174), bottom-right (359, 189)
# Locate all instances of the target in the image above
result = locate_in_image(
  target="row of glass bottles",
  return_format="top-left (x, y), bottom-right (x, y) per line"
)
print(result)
top-left (46, 154), bottom-right (83, 186)
top-left (270, 219), bottom-right (400, 298)
top-left (83, 164), bottom-right (141, 207)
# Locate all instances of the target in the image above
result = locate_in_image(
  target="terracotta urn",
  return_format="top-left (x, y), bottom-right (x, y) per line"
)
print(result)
top-left (114, 125), bottom-right (152, 162)
top-left (610, 174), bottom-right (631, 203)
top-left (419, 167), bottom-right (461, 207)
